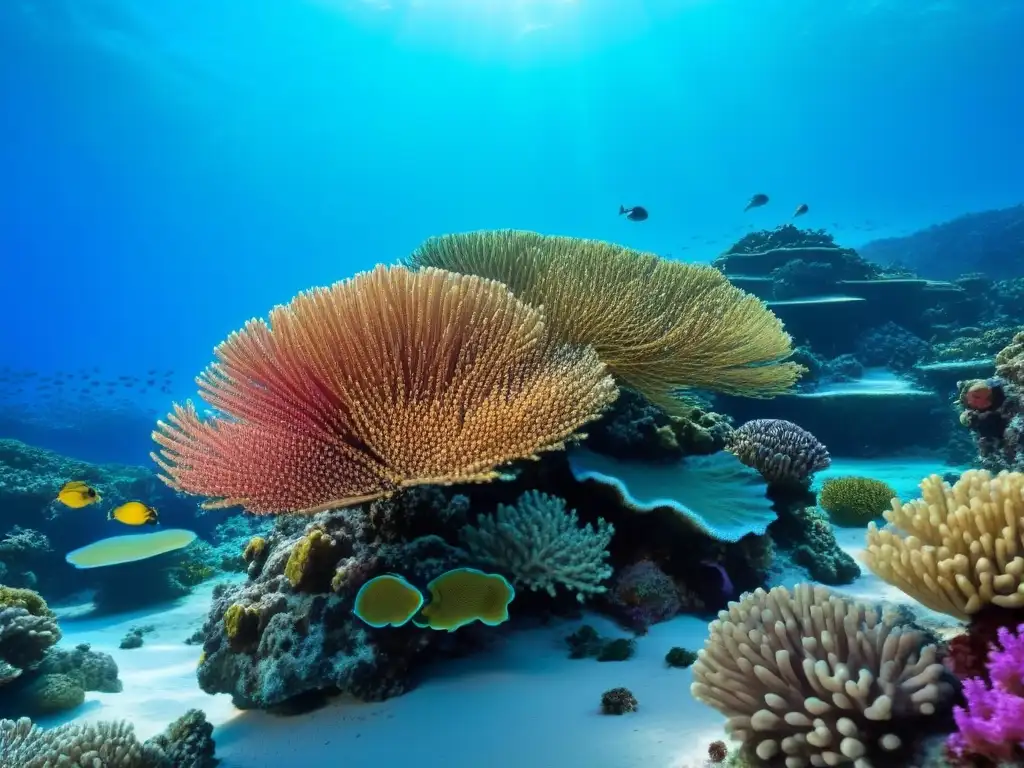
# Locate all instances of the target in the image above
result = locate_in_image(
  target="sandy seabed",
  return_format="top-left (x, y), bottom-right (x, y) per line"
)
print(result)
top-left (43, 456), bottom-right (963, 768)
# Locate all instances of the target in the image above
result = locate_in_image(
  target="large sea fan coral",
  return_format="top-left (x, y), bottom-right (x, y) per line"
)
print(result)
top-left (152, 265), bottom-right (618, 514)
top-left (406, 230), bottom-right (803, 414)
top-left (691, 584), bottom-right (954, 768)
top-left (726, 418), bottom-right (830, 487)
top-left (864, 470), bottom-right (1024, 620)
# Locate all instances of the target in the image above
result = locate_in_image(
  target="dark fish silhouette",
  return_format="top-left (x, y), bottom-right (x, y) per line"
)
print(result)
top-left (793, 203), bottom-right (809, 217)
top-left (619, 205), bottom-right (648, 222)
top-left (744, 194), bottom-right (769, 211)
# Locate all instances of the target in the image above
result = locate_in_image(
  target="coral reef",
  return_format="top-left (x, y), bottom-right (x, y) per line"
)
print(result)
top-left (0, 438), bottom-right (205, 600)
top-left (153, 264), bottom-right (617, 514)
top-left (460, 491), bottom-right (614, 602)
top-left (0, 606), bottom-right (60, 672)
top-left (768, 506), bottom-right (860, 585)
top-left (584, 387), bottom-right (733, 461)
top-left (600, 686), bottom-right (637, 715)
top-left (714, 225), bottom-right (877, 282)
top-left (865, 470), bottom-right (1024, 620)
top-left (691, 584), bottom-right (956, 767)
top-left (818, 476), bottom-right (897, 527)
top-left (957, 374), bottom-right (1023, 471)
top-left (409, 229), bottom-right (803, 414)
top-left (855, 322), bottom-right (929, 371)
top-left (0, 708), bottom-right (218, 768)
top-left (858, 203), bottom-right (1024, 281)
top-left (726, 419), bottom-right (830, 488)
top-left (195, 503), bottom-right (471, 709)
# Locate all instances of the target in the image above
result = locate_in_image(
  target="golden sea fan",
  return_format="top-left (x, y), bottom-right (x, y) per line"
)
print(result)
top-left (406, 230), bottom-right (803, 413)
top-left (151, 265), bottom-right (618, 515)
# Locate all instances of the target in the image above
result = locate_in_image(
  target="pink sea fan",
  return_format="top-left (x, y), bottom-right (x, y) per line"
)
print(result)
top-left (947, 624), bottom-right (1024, 761)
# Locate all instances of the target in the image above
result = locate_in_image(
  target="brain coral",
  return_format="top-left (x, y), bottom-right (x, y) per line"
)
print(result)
top-left (819, 476), bottom-right (896, 527)
top-left (864, 470), bottom-right (1024, 620)
top-left (727, 418), bottom-right (830, 487)
top-left (152, 265), bottom-right (617, 514)
top-left (407, 230), bottom-right (803, 414)
top-left (691, 583), bottom-right (954, 768)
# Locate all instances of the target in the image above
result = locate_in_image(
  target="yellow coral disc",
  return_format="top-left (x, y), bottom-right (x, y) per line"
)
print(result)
top-left (416, 568), bottom-right (516, 632)
top-left (353, 574), bottom-right (425, 628)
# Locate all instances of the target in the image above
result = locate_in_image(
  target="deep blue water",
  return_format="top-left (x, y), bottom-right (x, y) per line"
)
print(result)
top-left (2, 0), bottom-right (1022, 463)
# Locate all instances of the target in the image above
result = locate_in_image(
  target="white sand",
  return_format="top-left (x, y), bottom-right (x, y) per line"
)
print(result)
top-left (40, 456), bottom-right (967, 768)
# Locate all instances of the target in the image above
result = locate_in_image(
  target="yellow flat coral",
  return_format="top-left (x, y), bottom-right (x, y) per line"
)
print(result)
top-left (414, 567), bottom-right (515, 632)
top-left (353, 574), bottom-right (424, 628)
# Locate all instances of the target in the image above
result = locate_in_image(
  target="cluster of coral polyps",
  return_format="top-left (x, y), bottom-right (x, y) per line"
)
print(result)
top-left (691, 584), bottom-right (954, 768)
top-left (957, 330), bottom-right (1024, 471)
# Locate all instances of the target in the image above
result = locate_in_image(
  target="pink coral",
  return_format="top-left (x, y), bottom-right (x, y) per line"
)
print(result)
top-left (947, 624), bottom-right (1024, 761)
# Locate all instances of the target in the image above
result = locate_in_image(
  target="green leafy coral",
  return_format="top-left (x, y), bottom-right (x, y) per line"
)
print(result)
top-left (819, 476), bottom-right (896, 527)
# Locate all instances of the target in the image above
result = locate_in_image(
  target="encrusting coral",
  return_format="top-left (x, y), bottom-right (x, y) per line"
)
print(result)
top-left (864, 470), bottom-right (1024, 620)
top-left (818, 476), bottom-right (896, 527)
top-left (460, 490), bottom-right (614, 602)
top-left (726, 419), bottom-right (830, 488)
top-left (690, 583), bottom-right (955, 768)
top-left (196, 502), bottom-right (470, 709)
top-left (407, 229), bottom-right (803, 414)
top-left (152, 264), bottom-right (618, 515)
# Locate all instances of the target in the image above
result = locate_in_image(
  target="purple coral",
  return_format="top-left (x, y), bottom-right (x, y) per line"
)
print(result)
top-left (726, 418), bottom-right (830, 487)
top-left (947, 624), bottom-right (1024, 761)
top-left (609, 560), bottom-right (684, 631)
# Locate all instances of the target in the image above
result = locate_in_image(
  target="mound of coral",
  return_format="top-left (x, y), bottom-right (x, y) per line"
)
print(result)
top-left (691, 584), bottom-right (955, 767)
top-left (0, 708), bottom-right (217, 768)
top-left (0, 586), bottom-right (123, 718)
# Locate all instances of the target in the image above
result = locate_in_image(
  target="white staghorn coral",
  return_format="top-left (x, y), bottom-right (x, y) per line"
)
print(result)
top-left (459, 490), bottom-right (614, 602)
top-left (690, 584), bottom-right (954, 768)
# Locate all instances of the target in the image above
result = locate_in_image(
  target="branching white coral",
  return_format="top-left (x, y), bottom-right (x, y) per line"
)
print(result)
top-left (460, 490), bottom-right (614, 602)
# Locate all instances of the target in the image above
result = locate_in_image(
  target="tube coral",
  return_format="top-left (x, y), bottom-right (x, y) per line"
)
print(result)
top-left (407, 230), bottom-right (803, 414)
top-left (864, 470), bottom-right (1024, 620)
top-left (690, 583), bottom-right (954, 767)
top-left (151, 265), bottom-right (617, 514)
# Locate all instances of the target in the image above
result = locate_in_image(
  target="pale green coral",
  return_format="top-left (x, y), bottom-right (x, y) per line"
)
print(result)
top-left (243, 536), bottom-right (267, 563)
top-left (460, 491), bottom-right (614, 602)
top-left (284, 529), bottom-right (335, 590)
top-left (222, 603), bottom-right (260, 650)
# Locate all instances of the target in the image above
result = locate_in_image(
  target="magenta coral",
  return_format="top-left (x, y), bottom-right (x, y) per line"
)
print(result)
top-left (947, 623), bottom-right (1024, 761)
top-left (609, 560), bottom-right (683, 631)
